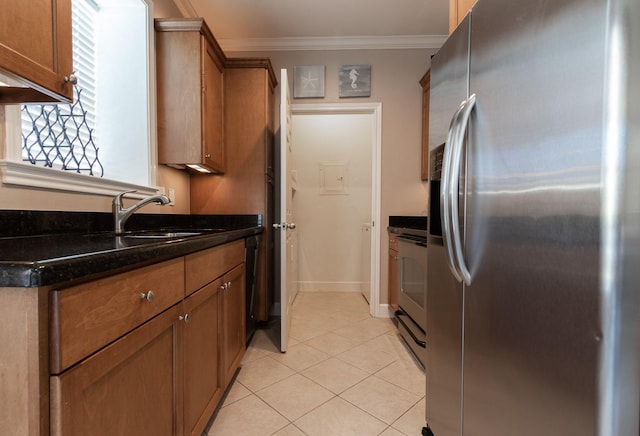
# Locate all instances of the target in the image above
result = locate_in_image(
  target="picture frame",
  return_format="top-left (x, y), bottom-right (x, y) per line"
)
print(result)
top-left (339, 64), bottom-right (371, 98)
top-left (293, 65), bottom-right (325, 98)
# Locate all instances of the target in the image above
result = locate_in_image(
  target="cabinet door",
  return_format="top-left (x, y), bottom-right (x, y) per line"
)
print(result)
top-left (50, 305), bottom-right (183, 436)
top-left (0, 0), bottom-right (73, 103)
top-left (183, 279), bottom-right (222, 436)
top-left (449, 0), bottom-right (477, 33)
top-left (388, 239), bottom-right (399, 313)
top-left (202, 39), bottom-right (225, 172)
top-left (155, 18), bottom-right (225, 173)
top-left (220, 263), bottom-right (246, 388)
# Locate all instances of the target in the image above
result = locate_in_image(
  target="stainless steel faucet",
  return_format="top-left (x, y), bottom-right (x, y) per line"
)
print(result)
top-left (112, 190), bottom-right (170, 234)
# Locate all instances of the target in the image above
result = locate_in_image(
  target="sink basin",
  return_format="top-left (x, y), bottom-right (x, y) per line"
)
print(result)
top-left (120, 231), bottom-right (203, 239)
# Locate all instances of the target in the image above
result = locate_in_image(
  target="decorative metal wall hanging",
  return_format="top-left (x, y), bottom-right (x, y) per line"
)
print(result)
top-left (22, 86), bottom-right (103, 177)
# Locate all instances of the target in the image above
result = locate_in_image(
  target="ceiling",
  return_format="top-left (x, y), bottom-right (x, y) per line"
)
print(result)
top-left (173, 0), bottom-right (449, 51)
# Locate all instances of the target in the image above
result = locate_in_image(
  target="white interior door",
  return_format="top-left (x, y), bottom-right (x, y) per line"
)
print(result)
top-left (276, 68), bottom-right (298, 352)
top-left (290, 103), bottom-right (382, 316)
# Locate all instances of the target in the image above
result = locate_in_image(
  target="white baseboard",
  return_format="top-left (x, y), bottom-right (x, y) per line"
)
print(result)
top-left (297, 281), bottom-right (363, 293)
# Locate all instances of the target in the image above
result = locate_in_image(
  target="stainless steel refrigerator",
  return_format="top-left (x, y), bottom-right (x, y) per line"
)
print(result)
top-left (425, 0), bottom-right (640, 435)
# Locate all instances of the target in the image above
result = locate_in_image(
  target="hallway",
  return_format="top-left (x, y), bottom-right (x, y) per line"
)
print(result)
top-left (207, 292), bottom-right (425, 435)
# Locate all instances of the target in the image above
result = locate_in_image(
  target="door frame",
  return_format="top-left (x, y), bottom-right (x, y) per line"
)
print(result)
top-left (291, 102), bottom-right (383, 317)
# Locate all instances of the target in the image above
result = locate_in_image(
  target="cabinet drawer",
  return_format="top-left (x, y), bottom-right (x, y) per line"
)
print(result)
top-left (185, 240), bottom-right (244, 295)
top-left (50, 257), bottom-right (185, 374)
top-left (389, 233), bottom-right (399, 251)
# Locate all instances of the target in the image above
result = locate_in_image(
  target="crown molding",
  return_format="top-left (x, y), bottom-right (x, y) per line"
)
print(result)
top-left (172, 0), bottom-right (198, 17)
top-left (218, 34), bottom-right (448, 52)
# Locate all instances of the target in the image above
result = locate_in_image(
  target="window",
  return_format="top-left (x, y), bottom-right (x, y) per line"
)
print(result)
top-left (18, 0), bottom-right (155, 189)
top-left (22, 0), bottom-right (101, 176)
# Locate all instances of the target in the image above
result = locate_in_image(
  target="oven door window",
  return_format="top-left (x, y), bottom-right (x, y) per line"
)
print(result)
top-left (397, 235), bottom-right (427, 331)
top-left (400, 255), bottom-right (426, 310)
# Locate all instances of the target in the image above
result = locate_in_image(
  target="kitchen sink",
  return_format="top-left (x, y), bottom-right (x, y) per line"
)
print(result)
top-left (121, 231), bottom-right (203, 239)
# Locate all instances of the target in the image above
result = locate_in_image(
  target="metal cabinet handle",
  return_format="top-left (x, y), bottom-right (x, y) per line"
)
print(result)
top-left (220, 284), bottom-right (227, 292)
top-left (64, 72), bottom-right (78, 85)
top-left (179, 314), bottom-right (190, 323)
top-left (204, 154), bottom-right (211, 159)
top-left (140, 290), bottom-right (155, 302)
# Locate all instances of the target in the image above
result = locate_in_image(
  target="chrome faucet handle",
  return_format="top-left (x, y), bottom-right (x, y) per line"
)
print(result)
top-left (113, 190), bottom-right (137, 209)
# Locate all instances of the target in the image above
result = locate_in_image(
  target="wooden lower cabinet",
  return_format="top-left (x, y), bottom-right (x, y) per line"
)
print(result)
top-left (388, 232), bottom-right (399, 313)
top-left (50, 304), bottom-right (183, 436)
top-left (47, 240), bottom-right (247, 436)
top-left (220, 263), bottom-right (246, 388)
top-left (183, 279), bottom-right (222, 436)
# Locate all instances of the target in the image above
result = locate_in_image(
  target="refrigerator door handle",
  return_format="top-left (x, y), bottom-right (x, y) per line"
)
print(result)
top-left (449, 93), bottom-right (476, 286)
top-left (441, 100), bottom-right (466, 282)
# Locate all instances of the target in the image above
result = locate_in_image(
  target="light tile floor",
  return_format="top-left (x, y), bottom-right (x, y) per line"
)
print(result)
top-left (207, 291), bottom-right (426, 436)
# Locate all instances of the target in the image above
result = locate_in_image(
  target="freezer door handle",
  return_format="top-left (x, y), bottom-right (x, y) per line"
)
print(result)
top-left (441, 100), bottom-right (465, 282)
top-left (443, 94), bottom-right (476, 286)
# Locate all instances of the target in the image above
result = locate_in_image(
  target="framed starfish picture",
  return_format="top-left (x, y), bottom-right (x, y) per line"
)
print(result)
top-left (293, 65), bottom-right (325, 98)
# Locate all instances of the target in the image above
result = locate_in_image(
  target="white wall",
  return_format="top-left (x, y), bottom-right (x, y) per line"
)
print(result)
top-left (231, 47), bottom-right (434, 305)
top-left (293, 112), bottom-right (372, 292)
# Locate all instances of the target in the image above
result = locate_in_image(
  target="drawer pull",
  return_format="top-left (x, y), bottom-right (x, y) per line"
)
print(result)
top-left (140, 291), bottom-right (155, 302)
top-left (179, 314), bottom-right (190, 323)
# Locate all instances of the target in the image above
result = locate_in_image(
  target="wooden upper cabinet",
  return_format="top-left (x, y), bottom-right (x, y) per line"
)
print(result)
top-left (191, 58), bottom-right (277, 323)
top-left (449, 0), bottom-right (477, 33)
top-left (155, 18), bottom-right (226, 173)
top-left (420, 69), bottom-right (430, 181)
top-left (202, 43), bottom-right (225, 171)
top-left (0, 0), bottom-right (74, 103)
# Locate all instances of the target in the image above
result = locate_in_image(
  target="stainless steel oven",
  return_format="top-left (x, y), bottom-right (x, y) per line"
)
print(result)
top-left (394, 227), bottom-right (427, 367)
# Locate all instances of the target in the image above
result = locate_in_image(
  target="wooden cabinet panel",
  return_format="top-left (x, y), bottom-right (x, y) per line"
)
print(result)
top-left (220, 263), bottom-right (246, 388)
top-left (420, 69), bottom-right (431, 181)
top-left (191, 59), bottom-right (277, 322)
top-left (183, 279), bottom-right (222, 436)
top-left (0, 0), bottom-right (73, 103)
top-left (50, 257), bottom-right (185, 373)
top-left (449, 0), bottom-right (477, 33)
top-left (203, 44), bottom-right (225, 171)
top-left (185, 239), bottom-right (244, 295)
top-left (388, 233), bottom-right (399, 313)
top-left (50, 304), bottom-right (183, 436)
top-left (156, 18), bottom-right (226, 173)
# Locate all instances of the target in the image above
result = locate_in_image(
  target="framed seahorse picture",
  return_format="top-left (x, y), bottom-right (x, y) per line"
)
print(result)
top-left (338, 64), bottom-right (371, 98)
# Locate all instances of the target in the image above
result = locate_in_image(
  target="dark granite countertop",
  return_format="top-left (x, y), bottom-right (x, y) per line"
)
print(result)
top-left (388, 215), bottom-right (428, 233)
top-left (0, 210), bottom-right (263, 288)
